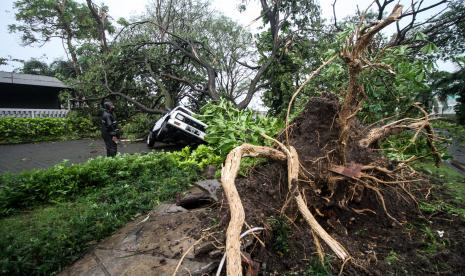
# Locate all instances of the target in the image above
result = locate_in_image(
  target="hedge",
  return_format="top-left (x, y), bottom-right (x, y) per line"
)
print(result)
top-left (0, 112), bottom-right (97, 144)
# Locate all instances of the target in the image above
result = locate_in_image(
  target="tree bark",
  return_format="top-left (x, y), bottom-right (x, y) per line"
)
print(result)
top-left (358, 117), bottom-right (441, 167)
top-left (86, 0), bottom-right (109, 52)
top-left (338, 5), bottom-right (402, 163)
top-left (221, 144), bottom-right (286, 276)
top-left (54, 1), bottom-right (81, 76)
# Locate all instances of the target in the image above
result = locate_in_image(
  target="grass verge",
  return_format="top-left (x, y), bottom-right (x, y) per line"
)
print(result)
top-left (414, 161), bottom-right (465, 219)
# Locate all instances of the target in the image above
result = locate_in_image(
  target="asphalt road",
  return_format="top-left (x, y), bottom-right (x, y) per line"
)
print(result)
top-left (450, 137), bottom-right (465, 164)
top-left (0, 139), bottom-right (161, 174)
top-left (1, 136), bottom-right (464, 175)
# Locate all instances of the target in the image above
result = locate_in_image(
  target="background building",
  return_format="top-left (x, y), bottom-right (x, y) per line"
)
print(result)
top-left (0, 71), bottom-right (69, 118)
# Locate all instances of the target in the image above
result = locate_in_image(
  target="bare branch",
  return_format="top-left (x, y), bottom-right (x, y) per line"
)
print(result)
top-left (102, 65), bottom-right (165, 114)
top-left (332, 0), bottom-right (342, 31)
top-left (161, 73), bottom-right (206, 94)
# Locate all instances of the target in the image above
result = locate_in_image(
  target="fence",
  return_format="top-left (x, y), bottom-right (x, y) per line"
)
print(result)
top-left (0, 108), bottom-right (69, 118)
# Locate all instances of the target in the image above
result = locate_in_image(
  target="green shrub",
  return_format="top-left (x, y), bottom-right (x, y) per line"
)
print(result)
top-left (0, 147), bottom-right (217, 217)
top-left (0, 152), bottom-right (199, 275)
top-left (432, 119), bottom-right (465, 143)
top-left (380, 119), bottom-right (465, 162)
top-left (199, 99), bottom-right (282, 156)
top-left (0, 138), bottom-right (221, 274)
top-left (268, 216), bottom-right (291, 255)
top-left (66, 111), bottom-right (98, 135)
top-left (380, 132), bottom-right (450, 162)
top-left (0, 145), bottom-right (220, 216)
top-left (305, 258), bottom-right (333, 276)
top-left (121, 113), bottom-right (158, 140)
top-left (171, 145), bottom-right (223, 168)
top-left (0, 112), bottom-right (97, 144)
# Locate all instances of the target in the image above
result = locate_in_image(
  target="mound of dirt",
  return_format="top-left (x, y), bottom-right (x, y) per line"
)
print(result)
top-left (213, 94), bottom-right (465, 275)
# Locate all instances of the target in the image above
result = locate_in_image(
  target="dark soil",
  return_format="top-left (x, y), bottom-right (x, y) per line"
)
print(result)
top-left (213, 94), bottom-right (465, 275)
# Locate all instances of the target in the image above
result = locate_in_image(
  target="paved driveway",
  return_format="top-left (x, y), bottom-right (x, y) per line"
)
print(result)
top-left (0, 139), bottom-right (161, 174)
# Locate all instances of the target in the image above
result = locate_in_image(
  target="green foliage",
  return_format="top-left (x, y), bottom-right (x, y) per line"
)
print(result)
top-left (380, 132), bottom-right (450, 162)
top-left (171, 145), bottom-right (223, 169)
top-left (0, 113), bottom-right (97, 144)
top-left (9, 0), bottom-right (114, 46)
top-left (0, 147), bottom-right (216, 217)
top-left (426, 1), bottom-right (465, 60)
top-left (432, 120), bottom-right (465, 143)
top-left (257, 0), bottom-right (322, 116)
top-left (274, 23), bottom-right (436, 123)
top-left (358, 45), bottom-right (435, 123)
top-left (199, 99), bottom-right (282, 156)
top-left (419, 201), bottom-right (465, 220)
top-left (18, 58), bottom-right (53, 76)
top-left (431, 58), bottom-right (465, 125)
top-left (262, 38), bottom-right (321, 116)
top-left (0, 151), bottom-right (200, 275)
top-left (414, 159), bottom-right (465, 221)
top-left (121, 113), bottom-right (158, 140)
top-left (305, 258), bottom-right (332, 276)
top-left (268, 216), bottom-right (291, 255)
top-left (66, 111), bottom-right (98, 134)
top-left (420, 225), bottom-right (449, 255)
top-left (385, 250), bottom-right (399, 265)
top-left (414, 160), bottom-right (465, 210)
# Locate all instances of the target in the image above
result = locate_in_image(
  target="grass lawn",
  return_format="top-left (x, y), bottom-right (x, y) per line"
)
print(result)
top-left (415, 161), bottom-right (465, 219)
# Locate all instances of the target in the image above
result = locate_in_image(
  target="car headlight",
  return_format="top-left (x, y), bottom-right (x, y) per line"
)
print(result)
top-left (175, 114), bottom-right (185, 121)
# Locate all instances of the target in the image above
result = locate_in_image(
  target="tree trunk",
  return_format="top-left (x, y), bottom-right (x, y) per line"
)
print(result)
top-left (155, 78), bottom-right (174, 110)
top-left (337, 5), bottom-right (403, 163)
top-left (65, 35), bottom-right (81, 76)
top-left (54, 1), bottom-right (81, 76)
top-left (86, 0), bottom-right (109, 52)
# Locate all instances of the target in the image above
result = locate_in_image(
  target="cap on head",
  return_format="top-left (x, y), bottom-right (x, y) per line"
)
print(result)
top-left (103, 101), bottom-right (114, 111)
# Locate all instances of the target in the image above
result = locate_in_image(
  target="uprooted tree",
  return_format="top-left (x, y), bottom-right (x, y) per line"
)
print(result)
top-left (217, 5), bottom-right (443, 275)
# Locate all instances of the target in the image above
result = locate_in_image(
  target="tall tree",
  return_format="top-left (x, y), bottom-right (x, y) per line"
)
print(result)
top-left (10, 0), bottom-right (83, 75)
top-left (432, 58), bottom-right (465, 124)
top-left (254, 0), bottom-right (323, 115)
top-left (85, 0), bottom-right (113, 52)
top-left (83, 0), bottom-right (259, 113)
top-left (9, 0), bottom-right (115, 75)
top-left (17, 58), bottom-right (52, 76)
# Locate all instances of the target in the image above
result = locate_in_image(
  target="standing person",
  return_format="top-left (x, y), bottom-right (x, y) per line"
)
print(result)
top-left (101, 100), bottom-right (119, 157)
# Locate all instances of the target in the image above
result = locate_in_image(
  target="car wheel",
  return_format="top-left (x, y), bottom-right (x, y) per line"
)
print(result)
top-left (147, 131), bottom-right (156, 147)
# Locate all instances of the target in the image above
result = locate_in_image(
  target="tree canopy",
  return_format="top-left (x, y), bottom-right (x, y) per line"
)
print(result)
top-left (8, 0), bottom-right (465, 123)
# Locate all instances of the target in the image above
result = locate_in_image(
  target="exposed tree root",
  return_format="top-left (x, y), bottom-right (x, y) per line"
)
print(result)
top-left (358, 104), bottom-right (442, 167)
top-left (272, 139), bottom-right (350, 261)
top-left (220, 140), bottom-right (352, 274)
top-left (220, 144), bottom-right (287, 276)
top-left (215, 4), bottom-right (446, 274)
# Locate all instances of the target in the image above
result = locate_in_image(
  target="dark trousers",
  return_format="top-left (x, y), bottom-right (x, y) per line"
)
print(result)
top-left (102, 132), bottom-right (117, 157)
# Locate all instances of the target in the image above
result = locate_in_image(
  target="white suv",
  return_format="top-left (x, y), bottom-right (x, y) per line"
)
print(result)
top-left (147, 106), bottom-right (207, 147)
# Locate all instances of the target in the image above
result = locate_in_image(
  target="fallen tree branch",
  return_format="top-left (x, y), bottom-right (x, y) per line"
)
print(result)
top-left (358, 104), bottom-right (442, 167)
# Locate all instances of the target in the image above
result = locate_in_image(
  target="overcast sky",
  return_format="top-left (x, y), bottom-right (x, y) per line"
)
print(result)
top-left (0, 0), bottom-right (453, 72)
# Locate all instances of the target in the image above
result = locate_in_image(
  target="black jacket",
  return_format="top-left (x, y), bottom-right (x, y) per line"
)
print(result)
top-left (101, 110), bottom-right (119, 137)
